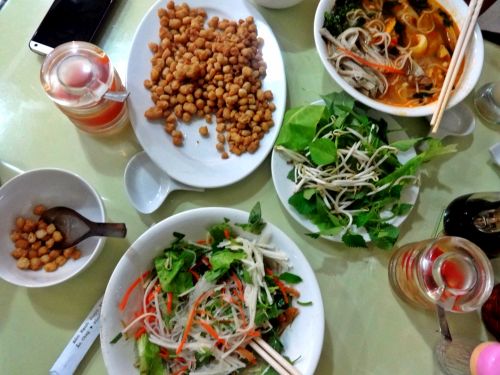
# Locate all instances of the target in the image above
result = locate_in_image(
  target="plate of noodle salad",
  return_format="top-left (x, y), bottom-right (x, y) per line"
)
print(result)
top-left (100, 205), bottom-right (324, 374)
top-left (271, 91), bottom-right (456, 249)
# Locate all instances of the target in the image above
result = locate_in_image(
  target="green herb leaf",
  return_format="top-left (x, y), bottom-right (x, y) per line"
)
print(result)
top-left (297, 300), bottom-right (313, 306)
top-left (275, 105), bottom-right (324, 151)
top-left (137, 334), bottom-right (163, 375)
top-left (236, 202), bottom-right (266, 234)
top-left (289, 191), bottom-right (317, 216)
top-left (310, 138), bottom-right (337, 165)
top-left (321, 91), bottom-right (355, 114)
top-left (208, 222), bottom-right (233, 246)
top-left (205, 250), bottom-right (246, 281)
top-left (155, 249), bottom-right (195, 295)
top-left (368, 223), bottom-right (399, 250)
top-left (110, 332), bottom-right (122, 344)
top-left (342, 231), bottom-right (367, 248)
top-left (278, 272), bottom-right (303, 284)
top-left (390, 137), bottom-right (423, 151)
top-left (319, 226), bottom-right (344, 237)
top-left (392, 203), bottom-right (413, 216)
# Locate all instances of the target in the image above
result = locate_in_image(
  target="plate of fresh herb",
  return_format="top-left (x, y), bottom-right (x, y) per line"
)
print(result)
top-left (271, 91), bottom-right (456, 249)
top-left (100, 204), bottom-right (324, 374)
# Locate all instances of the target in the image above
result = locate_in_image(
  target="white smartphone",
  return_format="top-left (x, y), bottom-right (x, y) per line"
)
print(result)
top-left (29, 0), bottom-right (115, 55)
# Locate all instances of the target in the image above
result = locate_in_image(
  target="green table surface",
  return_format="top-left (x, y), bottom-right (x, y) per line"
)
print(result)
top-left (1, 0), bottom-right (499, 374)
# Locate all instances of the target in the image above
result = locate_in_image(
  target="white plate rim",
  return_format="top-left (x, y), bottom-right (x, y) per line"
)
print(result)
top-left (271, 102), bottom-right (420, 243)
top-left (100, 207), bottom-right (324, 375)
top-left (126, 0), bottom-right (286, 188)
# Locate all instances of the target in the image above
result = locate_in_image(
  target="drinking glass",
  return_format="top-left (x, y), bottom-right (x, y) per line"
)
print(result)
top-left (474, 81), bottom-right (500, 125)
top-left (388, 236), bottom-right (494, 312)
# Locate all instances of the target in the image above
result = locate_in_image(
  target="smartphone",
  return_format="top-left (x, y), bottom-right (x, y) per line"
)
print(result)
top-left (29, 0), bottom-right (115, 55)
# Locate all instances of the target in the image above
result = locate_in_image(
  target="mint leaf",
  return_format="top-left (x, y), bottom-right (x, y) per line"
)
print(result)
top-left (342, 231), bottom-right (367, 248)
top-left (368, 223), bottom-right (399, 250)
top-left (236, 202), bottom-right (266, 234)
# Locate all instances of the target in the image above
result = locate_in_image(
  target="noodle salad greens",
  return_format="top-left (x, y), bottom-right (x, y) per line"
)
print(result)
top-left (275, 91), bottom-right (456, 249)
top-left (112, 204), bottom-right (304, 374)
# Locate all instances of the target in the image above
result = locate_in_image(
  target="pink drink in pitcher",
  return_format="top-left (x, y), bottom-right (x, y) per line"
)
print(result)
top-left (388, 236), bottom-right (494, 312)
top-left (40, 41), bottom-right (128, 134)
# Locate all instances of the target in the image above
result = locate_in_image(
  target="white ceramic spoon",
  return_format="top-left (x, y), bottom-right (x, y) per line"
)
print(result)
top-left (124, 151), bottom-right (204, 214)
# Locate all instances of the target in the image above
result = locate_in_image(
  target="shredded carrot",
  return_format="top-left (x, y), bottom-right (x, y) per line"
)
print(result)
top-left (223, 228), bottom-right (231, 239)
top-left (231, 272), bottom-right (245, 301)
top-left (246, 328), bottom-right (261, 338)
top-left (159, 347), bottom-right (170, 360)
top-left (265, 268), bottom-right (289, 304)
top-left (285, 286), bottom-right (301, 298)
top-left (196, 239), bottom-right (207, 245)
top-left (146, 284), bottom-right (161, 305)
top-left (336, 46), bottom-right (405, 75)
top-left (197, 319), bottom-right (226, 346)
top-left (196, 308), bottom-right (214, 318)
top-left (146, 306), bottom-right (156, 323)
top-left (172, 365), bottom-right (189, 375)
top-left (230, 292), bottom-right (248, 328)
top-left (176, 290), bottom-right (213, 355)
top-left (274, 277), bottom-right (289, 304)
top-left (134, 326), bottom-right (146, 340)
top-left (119, 270), bottom-right (150, 311)
top-left (189, 268), bottom-right (200, 281)
top-left (236, 347), bottom-right (257, 365)
top-left (278, 306), bottom-right (299, 328)
top-left (167, 292), bottom-right (173, 314)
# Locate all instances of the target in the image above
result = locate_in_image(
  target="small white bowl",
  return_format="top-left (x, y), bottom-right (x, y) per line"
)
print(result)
top-left (314, 0), bottom-right (484, 117)
top-left (0, 169), bottom-right (106, 288)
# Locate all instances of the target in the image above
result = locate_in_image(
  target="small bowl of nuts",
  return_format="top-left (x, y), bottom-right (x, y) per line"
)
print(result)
top-left (0, 169), bottom-right (106, 288)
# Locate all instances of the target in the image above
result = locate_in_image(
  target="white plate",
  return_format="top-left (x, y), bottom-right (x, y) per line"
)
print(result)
top-left (0, 169), bottom-right (105, 288)
top-left (100, 207), bottom-right (324, 375)
top-left (271, 104), bottom-right (420, 242)
top-left (126, 0), bottom-right (286, 188)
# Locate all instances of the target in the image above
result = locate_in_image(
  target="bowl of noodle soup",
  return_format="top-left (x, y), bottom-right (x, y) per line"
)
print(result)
top-left (314, 0), bottom-right (483, 117)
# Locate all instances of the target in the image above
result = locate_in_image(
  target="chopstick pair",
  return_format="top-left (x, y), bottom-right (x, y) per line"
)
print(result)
top-left (430, 0), bottom-right (484, 133)
top-left (249, 337), bottom-right (302, 375)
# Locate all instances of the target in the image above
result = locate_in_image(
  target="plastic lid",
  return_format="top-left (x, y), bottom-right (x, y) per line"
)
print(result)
top-left (40, 41), bottom-right (113, 107)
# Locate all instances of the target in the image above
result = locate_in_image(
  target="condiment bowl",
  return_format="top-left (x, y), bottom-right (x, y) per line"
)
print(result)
top-left (314, 0), bottom-right (484, 117)
top-left (0, 168), bottom-right (106, 288)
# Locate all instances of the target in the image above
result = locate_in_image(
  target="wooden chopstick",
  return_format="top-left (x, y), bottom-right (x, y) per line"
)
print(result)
top-left (430, 0), bottom-right (484, 133)
top-left (249, 337), bottom-right (302, 375)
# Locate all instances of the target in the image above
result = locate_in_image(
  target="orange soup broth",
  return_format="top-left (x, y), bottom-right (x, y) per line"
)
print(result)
top-left (377, 0), bottom-right (464, 107)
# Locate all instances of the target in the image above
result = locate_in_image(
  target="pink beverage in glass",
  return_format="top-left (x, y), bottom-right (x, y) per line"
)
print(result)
top-left (40, 41), bottom-right (128, 135)
top-left (388, 236), bottom-right (494, 312)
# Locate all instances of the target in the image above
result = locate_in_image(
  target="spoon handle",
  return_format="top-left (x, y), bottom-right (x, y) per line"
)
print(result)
top-left (89, 222), bottom-right (127, 238)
